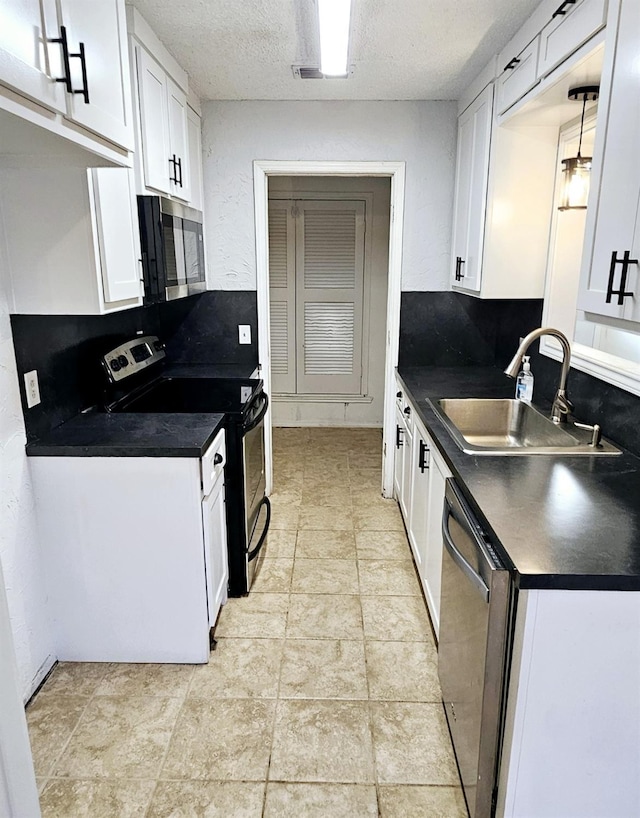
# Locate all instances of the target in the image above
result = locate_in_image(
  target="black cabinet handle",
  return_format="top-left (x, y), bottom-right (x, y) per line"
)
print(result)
top-left (503, 57), bottom-right (521, 72)
top-left (396, 391), bottom-right (402, 399)
top-left (213, 453), bottom-right (223, 465)
top-left (48, 26), bottom-right (73, 93)
top-left (552, 0), bottom-right (577, 17)
top-left (403, 406), bottom-right (411, 417)
top-left (70, 40), bottom-right (90, 104)
top-left (169, 155), bottom-right (178, 184)
top-left (455, 256), bottom-right (465, 281)
top-left (396, 425), bottom-right (403, 449)
top-left (606, 250), bottom-right (637, 306)
top-left (176, 157), bottom-right (183, 187)
top-left (419, 440), bottom-right (430, 472)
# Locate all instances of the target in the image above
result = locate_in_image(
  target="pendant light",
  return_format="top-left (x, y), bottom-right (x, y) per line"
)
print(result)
top-left (558, 85), bottom-right (599, 211)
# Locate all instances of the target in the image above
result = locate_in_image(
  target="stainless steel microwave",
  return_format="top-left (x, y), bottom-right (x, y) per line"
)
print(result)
top-left (137, 196), bottom-right (206, 304)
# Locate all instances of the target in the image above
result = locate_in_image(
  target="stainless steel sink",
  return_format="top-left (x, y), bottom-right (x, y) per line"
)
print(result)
top-left (429, 398), bottom-right (621, 455)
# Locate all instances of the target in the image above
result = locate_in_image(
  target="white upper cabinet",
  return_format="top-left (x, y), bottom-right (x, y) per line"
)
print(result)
top-left (1, 166), bottom-right (142, 315)
top-left (187, 106), bottom-right (204, 212)
top-left (90, 168), bottom-right (143, 304)
top-left (451, 84), bottom-right (557, 299)
top-left (166, 78), bottom-right (191, 202)
top-left (496, 38), bottom-right (540, 116)
top-left (451, 84), bottom-right (493, 292)
top-left (128, 9), bottom-right (199, 206)
top-left (0, 0), bottom-right (133, 153)
top-left (54, 0), bottom-right (133, 151)
top-left (0, 0), bottom-right (66, 113)
top-left (136, 46), bottom-right (171, 194)
top-left (538, 0), bottom-right (607, 78)
top-left (578, 0), bottom-right (640, 323)
top-left (496, 0), bottom-right (607, 117)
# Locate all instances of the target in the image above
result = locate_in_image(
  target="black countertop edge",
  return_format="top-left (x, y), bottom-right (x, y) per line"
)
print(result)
top-left (396, 366), bottom-right (640, 593)
top-left (25, 413), bottom-right (226, 459)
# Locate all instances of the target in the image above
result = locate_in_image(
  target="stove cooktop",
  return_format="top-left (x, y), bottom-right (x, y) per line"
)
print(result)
top-left (113, 377), bottom-right (262, 415)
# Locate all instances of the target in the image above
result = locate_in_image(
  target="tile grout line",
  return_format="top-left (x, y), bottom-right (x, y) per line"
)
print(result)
top-left (145, 666), bottom-right (194, 817)
top-left (37, 662), bottom-right (111, 782)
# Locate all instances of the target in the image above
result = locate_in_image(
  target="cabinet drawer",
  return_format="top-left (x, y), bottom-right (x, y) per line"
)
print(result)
top-left (201, 429), bottom-right (226, 496)
top-left (538, 0), bottom-right (607, 78)
top-left (496, 37), bottom-right (540, 115)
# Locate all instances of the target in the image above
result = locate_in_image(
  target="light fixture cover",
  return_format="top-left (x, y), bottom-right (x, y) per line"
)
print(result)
top-left (559, 155), bottom-right (592, 210)
top-left (318, 0), bottom-right (352, 77)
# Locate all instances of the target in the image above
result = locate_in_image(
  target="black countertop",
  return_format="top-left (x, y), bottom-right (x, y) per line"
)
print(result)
top-left (398, 366), bottom-right (640, 591)
top-left (26, 411), bottom-right (225, 458)
top-left (25, 363), bottom-right (257, 458)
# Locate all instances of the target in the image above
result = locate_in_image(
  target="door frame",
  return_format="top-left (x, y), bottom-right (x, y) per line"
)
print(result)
top-left (253, 160), bottom-right (406, 498)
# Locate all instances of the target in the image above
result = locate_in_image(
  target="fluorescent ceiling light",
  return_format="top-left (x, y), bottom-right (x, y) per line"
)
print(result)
top-left (318, 0), bottom-right (352, 77)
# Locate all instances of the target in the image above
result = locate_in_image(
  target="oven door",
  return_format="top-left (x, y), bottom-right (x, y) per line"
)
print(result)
top-left (242, 391), bottom-right (270, 588)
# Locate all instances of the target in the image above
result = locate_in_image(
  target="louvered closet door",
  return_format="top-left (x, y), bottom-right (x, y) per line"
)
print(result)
top-left (268, 204), bottom-right (297, 393)
top-left (296, 201), bottom-right (365, 395)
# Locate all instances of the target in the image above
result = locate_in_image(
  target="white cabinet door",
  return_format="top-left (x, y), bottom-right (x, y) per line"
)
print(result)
top-left (578, 0), bottom-right (640, 322)
top-left (0, 0), bottom-right (66, 113)
top-left (394, 405), bottom-right (406, 503)
top-left (423, 445), bottom-right (450, 638)
top-left (136, 46), bottom-right (171, 195)
top-left (187, 106), bottom-right (203, 212)
top-left (202, 483), bottom-right (228, 628)
top-left (167, 78), bottom-right (191, 202)
top-left (496, 37), bottom-right (540, 115)
top-left (451, 84), bottom-right (493, 293)
top-left (90, 168), bottom-right (142, 305)
top-left (400, 411), bottom-right (413, 522)
top-left (537, 0), bottom-right (607, 79)
top-left (408, 423), bottom-right (431, 574)
top-left (57, 0), bottom-right (132, 150)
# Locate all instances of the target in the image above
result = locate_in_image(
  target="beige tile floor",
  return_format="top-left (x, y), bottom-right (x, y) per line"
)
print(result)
top-left (27, 427), bottom-right (467, 817)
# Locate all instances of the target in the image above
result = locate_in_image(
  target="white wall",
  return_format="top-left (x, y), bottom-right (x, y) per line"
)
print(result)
top-left (0, 201), bottom-right (55, 701)
top-left (201, 100), bottom-right (457, 292)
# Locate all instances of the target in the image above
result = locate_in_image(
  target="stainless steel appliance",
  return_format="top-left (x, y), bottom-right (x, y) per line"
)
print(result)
top-left (438, 479), bottom-right (512, 818)
top-left (101, 336), bottom-right (270, 596)
top-left (137, 196), bottom-right (206, 303)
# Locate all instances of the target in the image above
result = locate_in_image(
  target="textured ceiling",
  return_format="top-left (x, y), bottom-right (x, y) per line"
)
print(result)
top-left (131, 0), bottom-right (542, 101)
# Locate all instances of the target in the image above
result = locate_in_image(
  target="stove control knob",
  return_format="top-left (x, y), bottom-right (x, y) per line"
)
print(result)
top-left (110, 358), bottom-right (121, 371)
top-left (117, 355), bottom-right (129, 368)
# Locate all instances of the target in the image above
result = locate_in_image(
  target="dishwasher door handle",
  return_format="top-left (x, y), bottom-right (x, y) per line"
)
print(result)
top-left (442, 498), bottom-right (490, 603)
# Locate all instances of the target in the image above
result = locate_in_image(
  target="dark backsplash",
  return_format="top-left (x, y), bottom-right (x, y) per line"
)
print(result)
top-left (11, 286), bottom-right (640, 455)
top-left (398, 292), bottom-right (544, 368)
top-left (11, 291), bottom-right (258, 442)
top-left (399, 291), bottom-right (640, 457)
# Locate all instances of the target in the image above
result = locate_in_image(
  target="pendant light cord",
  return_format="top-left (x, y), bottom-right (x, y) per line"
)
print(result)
top-left (577, 95), bottom-right (587, 159)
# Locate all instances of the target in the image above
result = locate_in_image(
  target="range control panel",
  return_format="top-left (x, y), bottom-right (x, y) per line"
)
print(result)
top-left (102, 336), bottom-right (166, 383)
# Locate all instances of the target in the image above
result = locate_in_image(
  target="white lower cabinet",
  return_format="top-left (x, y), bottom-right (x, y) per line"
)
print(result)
top-left (0, 166), bottom-right (142, 314)
top-left (394, 380), bottom-right (452, 638)
top-left (407, 417), bottom-right (452, 638)
top-left (30, 430), bottom-right (229, 663)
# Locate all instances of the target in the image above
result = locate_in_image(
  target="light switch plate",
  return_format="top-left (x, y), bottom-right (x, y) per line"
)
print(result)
top-left (238, 325), bottom-right (251, 344)
top-left (24, 370), bottom-right (41, 408)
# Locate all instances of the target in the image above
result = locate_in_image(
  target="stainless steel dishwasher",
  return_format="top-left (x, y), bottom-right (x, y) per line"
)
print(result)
top-left (438, 479), bottom-right (512, 818)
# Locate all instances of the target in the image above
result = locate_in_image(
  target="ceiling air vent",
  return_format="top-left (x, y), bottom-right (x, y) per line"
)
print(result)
top-left (291, 65), bottom-right (354, 79)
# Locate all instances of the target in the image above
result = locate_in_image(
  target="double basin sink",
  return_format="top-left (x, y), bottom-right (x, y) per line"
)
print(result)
top-left (429, 398), bottom-right (620, 456)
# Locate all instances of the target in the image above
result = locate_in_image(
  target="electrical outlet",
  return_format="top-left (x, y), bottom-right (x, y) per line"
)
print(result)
top-left (24, 370), bottom-right (41, 408)
top-left (238, 325), bottom-right (251, 344)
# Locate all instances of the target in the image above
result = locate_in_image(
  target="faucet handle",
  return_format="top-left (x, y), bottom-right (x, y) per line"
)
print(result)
top-left (551, 390), bottom-right (574, 423)
top-left (574, 421), bottom-right (602, 447)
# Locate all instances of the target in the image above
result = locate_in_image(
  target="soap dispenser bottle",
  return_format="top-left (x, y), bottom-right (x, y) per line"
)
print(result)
top-left (515, 356), bottom-right (534, 402)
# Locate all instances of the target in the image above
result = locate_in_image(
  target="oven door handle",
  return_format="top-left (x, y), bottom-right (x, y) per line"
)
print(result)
top-left (442, 497), bottom-right (490, 602)
top-left (247, 496), bottom-right (271, 562)
top-left (243, 392), bottom-right (269, 433)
